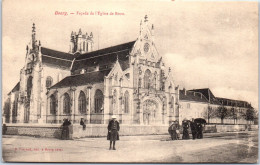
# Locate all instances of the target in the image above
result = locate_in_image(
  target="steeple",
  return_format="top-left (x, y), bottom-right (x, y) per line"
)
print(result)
top-left (32, 23), bottom-right (37, 50)
top-left (69, 29), bottom-right (94, 54)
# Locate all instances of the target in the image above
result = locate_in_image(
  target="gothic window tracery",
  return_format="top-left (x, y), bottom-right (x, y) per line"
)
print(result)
top-left (144, 69), bottom-right (152, 89)
top-left (63, 93), bottom-right (70, 114)
top-left (78, 91), bottom-right (87, 114)
top-left (50, 94), bottom-right (56, 115)
top-left (153, 72), bottom-right (157, 89)
top-left (27, 76), bottom-right (33, 99)
top-left (94, 89), bottom-right (103, 113)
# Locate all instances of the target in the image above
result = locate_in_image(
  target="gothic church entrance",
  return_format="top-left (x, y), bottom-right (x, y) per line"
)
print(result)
top-left (143, 99), bottom-right (160, 125)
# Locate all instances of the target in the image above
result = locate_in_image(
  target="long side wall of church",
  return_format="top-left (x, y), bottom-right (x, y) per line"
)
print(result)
top-left (39, 64), bottom-right (71, 123)
top-left (47, 83), bottom-right (104, 124)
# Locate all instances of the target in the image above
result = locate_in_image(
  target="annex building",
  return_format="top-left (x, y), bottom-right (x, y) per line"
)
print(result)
top-left (4, 16), bottom-right (179, 125)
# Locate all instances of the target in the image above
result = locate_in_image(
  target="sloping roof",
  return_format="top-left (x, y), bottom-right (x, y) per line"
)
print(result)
top-left (41, 47), bottom-right (74, 68)
top-left (216, 97), bottom-right (252, 108)
top-left (71, 41), bottom-right (136, 72)
top-left (51, 69), bottom-right (111, 89)
top-left (9, 82), bottom-right (20, 94)
top-left (188, 88), bottom-right (221, 105)
top-left (179, 89), bottom-right (208, 103)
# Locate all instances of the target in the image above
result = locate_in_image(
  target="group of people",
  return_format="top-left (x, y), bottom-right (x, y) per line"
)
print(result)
top-left (168, 119), bottom-right (204, 140)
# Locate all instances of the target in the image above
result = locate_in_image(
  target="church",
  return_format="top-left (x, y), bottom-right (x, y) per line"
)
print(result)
top-left (4, 16), bottom-right (179, 125)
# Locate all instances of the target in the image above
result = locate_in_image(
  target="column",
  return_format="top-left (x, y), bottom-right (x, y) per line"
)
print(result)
top-left (103, 78), bottom-right (110, 124)
top-left (87, 86), bottom-right (92, 124)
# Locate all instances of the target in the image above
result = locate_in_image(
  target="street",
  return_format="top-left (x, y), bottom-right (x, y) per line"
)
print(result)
top-left (2, 131), bottom-right (258, 163)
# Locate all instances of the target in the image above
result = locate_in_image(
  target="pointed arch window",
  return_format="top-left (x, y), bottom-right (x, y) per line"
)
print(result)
top-left (46, 76), bottom-right (53, 88)
top-left (124, 91), bottom-right (129, 113)
top-left (95, 89), bottom-right (103, 113)
top-left (154, 72), bottom-right (157, 89)
top-left (63, 93), bottom-right (70, 114)
top-left (83, 41), bottom-right (86, 51)
top-left (50, 94), bottom-right (57, 115)
top-left (27, 76), bottom-right (33, 98)
top-left (144, 69), bottom-right (151, 89)
top-left (78, 91), bottom-right (86, 114)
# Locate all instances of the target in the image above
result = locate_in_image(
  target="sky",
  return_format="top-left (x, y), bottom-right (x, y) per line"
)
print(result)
top-left (2, 0), bottom-right (258, 109)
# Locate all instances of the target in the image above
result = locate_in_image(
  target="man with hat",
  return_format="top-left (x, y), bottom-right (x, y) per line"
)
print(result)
top-left (107, 115), bottom-right (120, 150)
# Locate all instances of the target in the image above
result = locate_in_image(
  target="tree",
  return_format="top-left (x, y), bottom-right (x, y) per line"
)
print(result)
top-left (216, 106), bottom-right (228, 124)
top-left (203, 105), bottom-right (217, 124)
top-left (229, 107), bottom-right (237, 124)
top-left (241, 108), bottom-right (256, 123)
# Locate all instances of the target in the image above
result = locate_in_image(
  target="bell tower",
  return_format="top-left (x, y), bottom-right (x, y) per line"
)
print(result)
top-left (17, 23), bottom-right (42, 123)
top-left (69, 29), bottom-right (94, 54)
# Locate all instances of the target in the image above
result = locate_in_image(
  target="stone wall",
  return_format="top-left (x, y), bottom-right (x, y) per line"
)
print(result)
top-left (3, 123), bottom-right (258, 139)
top-left (4, 123), bottom-right (62, 138)
top-left (73, 125), bottom-right (168, 138)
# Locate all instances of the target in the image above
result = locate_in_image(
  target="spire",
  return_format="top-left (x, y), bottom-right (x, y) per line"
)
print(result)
top-left (90, 32), bottom-right (93, 38)
top-left (71, 31), bottom-right (74, 36)
top-left (78, 28), bottom-right (82, 35)
top-left (39, 40), bottom-right (41, 46)
top-left (32, 23), bottom-right (37, 50)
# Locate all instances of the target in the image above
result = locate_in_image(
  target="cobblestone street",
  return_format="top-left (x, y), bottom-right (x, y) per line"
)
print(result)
top-left (2, 131), bottom-right (258, 163)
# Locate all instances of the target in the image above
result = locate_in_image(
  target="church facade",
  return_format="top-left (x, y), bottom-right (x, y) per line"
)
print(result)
top-left (4, 16), bottom-right (179, 125)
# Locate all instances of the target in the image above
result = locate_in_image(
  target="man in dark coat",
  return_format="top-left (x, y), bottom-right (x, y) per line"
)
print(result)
top-left (61, 118), bottom-right (71, 140)
top-left (107, 115), bottom-right (120, 150)
top-left (182, 120), bottom-right (190, 140)
top-left (197, 123), bottom-right (203, 139)
top-left (190, 118), bottom-right (197, 140)
top-left (168, 121), bottom-right (177, 140)
top-left (80, 118), bottom-right (86, 130)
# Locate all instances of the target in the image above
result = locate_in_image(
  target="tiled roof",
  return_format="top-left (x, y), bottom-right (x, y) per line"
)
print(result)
top-left (216, 97), bottom-right (252, 108)
top-left (188, 88), bottom-right (221, 105)
top-left (179, 89), bottom-right (208, 103)
top-left (71, 41), bottom-right (136, 72)
top-left (41, 47), bottom-right (74, 68)
top-left (50, 69), bottom-right (111, 89)
top-left (9, 82), bottom-right (20, 94)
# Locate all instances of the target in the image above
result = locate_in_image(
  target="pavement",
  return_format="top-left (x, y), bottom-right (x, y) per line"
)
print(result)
top-left (2, 131), bottom-right (258, 163)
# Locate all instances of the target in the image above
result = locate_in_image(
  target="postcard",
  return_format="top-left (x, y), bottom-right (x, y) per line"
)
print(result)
top-left (2, 0), bottom-right (258, 163)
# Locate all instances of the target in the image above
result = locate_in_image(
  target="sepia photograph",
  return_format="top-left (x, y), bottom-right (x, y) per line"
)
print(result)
top-left (2, 0), bottom-right (258, 163)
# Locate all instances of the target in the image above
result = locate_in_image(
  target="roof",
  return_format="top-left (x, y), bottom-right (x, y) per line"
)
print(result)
top-left (179, 89), bottom-right (208, 103)
top-left (216, 97), bottom-right (252, 108)
top-left (9, 82), bottom-right (20, 94)
top-left (50, 69), bottom-right (111, 89)
top-left (71, 41), bottom-right (136, 72)
top-left (188, 88), bottom-right (221, 105)
top-left (41, 47), bottom-right (74, 68)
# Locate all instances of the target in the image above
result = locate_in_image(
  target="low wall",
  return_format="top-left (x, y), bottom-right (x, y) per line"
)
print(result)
top-left (3, 123), bottom-right (258, 139)
top-left (73, 125), bottom-right (168, 138)
top-left (4, 123), bottom-right (62, 138)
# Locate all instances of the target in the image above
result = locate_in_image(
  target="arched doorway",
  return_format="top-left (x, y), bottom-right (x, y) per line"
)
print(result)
top-left (142, 99), bottom-right (160, 125)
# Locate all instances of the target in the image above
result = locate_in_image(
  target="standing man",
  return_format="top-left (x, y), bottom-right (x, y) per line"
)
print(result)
top-left (190, 118), bottom-right (197, 140)
top-left (197, 123), bottom-right (203, 139)
top-left (182, 120), bottom-right (190, 140)
top-left (107, 115), bottom-right (120, 150)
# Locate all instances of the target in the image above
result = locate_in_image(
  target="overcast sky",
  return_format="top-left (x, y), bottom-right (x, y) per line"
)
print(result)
top-left (2, 0), bottom-right (258, 108)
